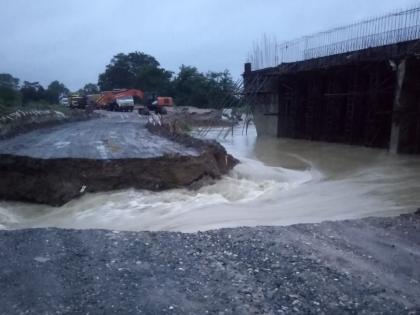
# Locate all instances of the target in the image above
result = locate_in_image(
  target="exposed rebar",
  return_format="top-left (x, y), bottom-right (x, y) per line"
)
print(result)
top-left (248, 5), bottom-right (420, 70)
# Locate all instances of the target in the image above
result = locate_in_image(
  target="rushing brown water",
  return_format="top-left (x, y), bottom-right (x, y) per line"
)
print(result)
top-left (1, 125), bottom-right (419, 232)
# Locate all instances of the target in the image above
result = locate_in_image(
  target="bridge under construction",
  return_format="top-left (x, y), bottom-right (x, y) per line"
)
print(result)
top-left (244, 6), bottom-right (420, 154)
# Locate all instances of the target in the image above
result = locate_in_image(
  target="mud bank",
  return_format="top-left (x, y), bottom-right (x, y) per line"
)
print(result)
top-left (0, 212), bottom-right (419, 314)
top-left (0, 117), bottom-right (237, 206)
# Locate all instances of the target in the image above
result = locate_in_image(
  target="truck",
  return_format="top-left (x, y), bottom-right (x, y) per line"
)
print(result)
top-left (95, 89), bottom-right (144, 112)
top-left (111, 95), bottom-right (135, 112)
top-left (68, 94), bottom-right (87, 109)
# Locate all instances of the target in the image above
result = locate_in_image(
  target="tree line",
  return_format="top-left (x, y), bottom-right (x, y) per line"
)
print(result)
top-left (0, 74), bottom-right (69, 107)
top-left (97, 52), bottom-right (239, 108)
top-left (0, 51), bottom-right (239, 109)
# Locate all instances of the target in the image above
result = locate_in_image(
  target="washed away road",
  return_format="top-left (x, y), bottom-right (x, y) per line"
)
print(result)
top-left (0, 110), bottom-right (236, 205)
top-left (0, 111), bottom-right (199, 159)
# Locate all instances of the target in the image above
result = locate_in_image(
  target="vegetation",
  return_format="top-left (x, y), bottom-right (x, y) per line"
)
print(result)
top-left (0, 74), bottom-right (21, 108)
top-left (20, 80), bottom-right (69, 105)
top-left (98, 52), bottom-right (239, 108)
top-left (98, 52), bottom-right (172, 94)
top-left (1, 51), bottom-right (240, 113)
top-left (172, 65), bottom-right (238, 108)
top-left (45, 81), bottom-right (69, 104)
top-left (79, 83), bottom-right (99, 95)
top-left (0, 74), bottom-right (70, 116)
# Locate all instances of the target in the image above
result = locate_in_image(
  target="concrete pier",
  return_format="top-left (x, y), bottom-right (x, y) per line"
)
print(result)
top-left (244, 40), bottom-right (420, 154)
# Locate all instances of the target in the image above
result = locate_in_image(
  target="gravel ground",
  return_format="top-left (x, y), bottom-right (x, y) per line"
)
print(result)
top-left (0, 213), bottom-right (419, 314)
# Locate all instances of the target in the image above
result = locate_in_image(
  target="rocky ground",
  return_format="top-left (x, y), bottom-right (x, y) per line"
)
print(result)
top-left (0, 212), bottom-right (419, 314)
top-left (0, 111), bottom-right (237, 205)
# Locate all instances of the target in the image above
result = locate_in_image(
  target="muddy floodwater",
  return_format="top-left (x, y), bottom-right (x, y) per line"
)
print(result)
top-left (1, 125), bottom-right (420, 232)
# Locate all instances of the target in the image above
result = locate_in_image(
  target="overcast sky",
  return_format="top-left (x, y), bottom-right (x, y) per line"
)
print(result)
top-left (1, 0), bottom-right (419, 90)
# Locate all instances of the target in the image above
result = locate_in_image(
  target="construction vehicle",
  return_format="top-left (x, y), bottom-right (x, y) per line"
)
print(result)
top-left (86, 94), bottom-right (101, 107)
top-left (138, 94), bottom-right (174, 115)
top-left (59, 95), bottom-right (69, 107)
top-left (96, 89), bottom-right (144, 112)
top-left (69, 94), bottom-right (87, 109)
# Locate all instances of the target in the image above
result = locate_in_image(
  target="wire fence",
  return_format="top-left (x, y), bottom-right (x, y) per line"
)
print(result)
top-left (248, 6), bottom-right (420, 70)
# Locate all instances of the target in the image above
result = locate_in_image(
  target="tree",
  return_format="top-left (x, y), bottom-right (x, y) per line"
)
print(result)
top-left (171, 66), bottom-right (238, 108)
top-left (172, 65), bottom-right (209, 107)
top-left (20, 81), bottom-right (46, 104)
top-left (80, 83), bottom-right (99, 95)
top-left (0, 73), bottom-right (19, 90)
top-left (45, 80), bottom-right (69, 104)
top-left (98, 52), bottom-right (172, 93)
top-left (204, 70), bottom-right (238, 108)
top-left (0, 73), bottom-right (20, 106)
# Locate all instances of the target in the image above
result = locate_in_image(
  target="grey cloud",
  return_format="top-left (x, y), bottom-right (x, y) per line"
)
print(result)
top-left (0, 0), bottom-right (418, 90)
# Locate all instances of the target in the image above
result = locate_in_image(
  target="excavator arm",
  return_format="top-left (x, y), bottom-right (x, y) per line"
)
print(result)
top-left (95, 89), bottom-right (145, 109)
top-left (114, 89), bottom-right (144, 100)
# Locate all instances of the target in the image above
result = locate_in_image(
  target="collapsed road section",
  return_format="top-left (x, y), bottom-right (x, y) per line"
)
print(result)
top-left (0, 112), bottom-right (238, 206)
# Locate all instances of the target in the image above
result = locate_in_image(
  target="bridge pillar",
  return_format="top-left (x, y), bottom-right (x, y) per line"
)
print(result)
top-left (389, 59), bottom-right (406, 154)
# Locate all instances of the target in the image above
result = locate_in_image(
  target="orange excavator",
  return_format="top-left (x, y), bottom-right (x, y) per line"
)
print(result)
top-left (138, 95), bottom-right (174, 115)
top-left (96, 89), bottom-right (145, 112)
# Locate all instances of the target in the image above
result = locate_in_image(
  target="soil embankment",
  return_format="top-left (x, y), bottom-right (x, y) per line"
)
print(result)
top-left (161, 106), bottom-right (233, 133)
top-left (0, 212), bottom-right (418, 314)
top-left (0, 112), bottom-right (238, 206)
top-left (0, 143), bottom-right (237, 206)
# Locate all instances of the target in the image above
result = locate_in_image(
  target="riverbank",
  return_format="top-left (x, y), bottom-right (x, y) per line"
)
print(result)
top-left (159, 106), bottom-right (234, 133)
top-left (0, 212), bottom-right (418, 314)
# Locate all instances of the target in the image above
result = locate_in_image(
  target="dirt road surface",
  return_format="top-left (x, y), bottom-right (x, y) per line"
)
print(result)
top-left (0, 213), bottom-right (419, 314)
top-left (0, 111), bottom-right (199, 159)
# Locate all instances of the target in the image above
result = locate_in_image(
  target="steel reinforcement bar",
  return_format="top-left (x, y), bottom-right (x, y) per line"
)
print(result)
top-left (249, 6), bottom-right (420, 69)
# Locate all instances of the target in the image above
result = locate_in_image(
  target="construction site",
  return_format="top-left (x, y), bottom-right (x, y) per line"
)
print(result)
top-left (244, 6), bottom-right (420, 154)
top-left (1, 2), bottom-right (420, 314)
